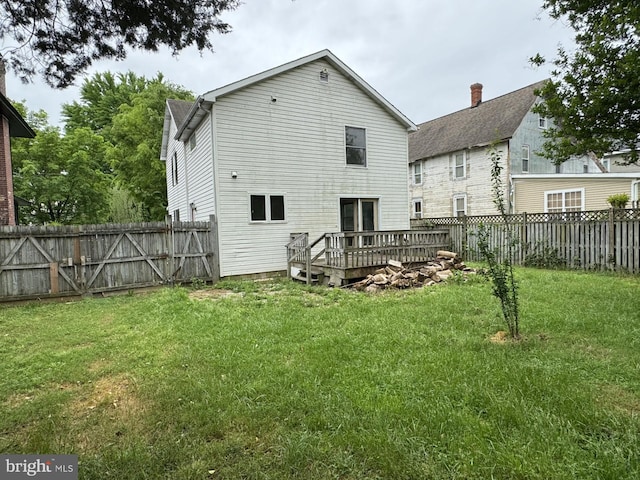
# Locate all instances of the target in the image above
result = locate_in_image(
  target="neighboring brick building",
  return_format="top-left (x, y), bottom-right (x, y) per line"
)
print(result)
top-left (0, 60), bottom-right (35, 225)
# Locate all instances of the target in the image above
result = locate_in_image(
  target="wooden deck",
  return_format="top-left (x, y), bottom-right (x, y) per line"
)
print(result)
top-left (286, 230), bottom-right (450, 285)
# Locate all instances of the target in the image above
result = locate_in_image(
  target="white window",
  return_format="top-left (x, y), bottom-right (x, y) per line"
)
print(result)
top-left (453, 194), bottom-right (467, 217)
top-left (189, 133), bottom-right (196, 151)
top-left (173, 209), bottom-right (180, 222)
top-left (522, 145), bottom-right (530, 173)
top-left (539, 116), bottom-right (548, 129)
top-left (345, 126), bottom-right (367, 166)
top-left (454, 152), bottom-right (466, 179)
top-left (544, 189), bottom-right (584, 213)
top-left (171, 152), bottom-right (178, 186)
top-left (413, 162), bottom-right (422, 184)
top-left (250, 194), bottom-right (286, 222)
top-left (413, 199), bottom-right (423, 219)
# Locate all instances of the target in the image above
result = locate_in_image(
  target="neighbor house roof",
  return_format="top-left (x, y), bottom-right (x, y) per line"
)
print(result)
top-left (409, 80), bottom-right (547, 162)
top-left (0, 93), bottom-right (35, 138)
top-left (174, 49), bottom-right (417, 142)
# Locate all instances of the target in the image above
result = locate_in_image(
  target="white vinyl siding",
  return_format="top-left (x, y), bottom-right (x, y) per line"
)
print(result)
top-left (212, 59), bottom-right (410, 276)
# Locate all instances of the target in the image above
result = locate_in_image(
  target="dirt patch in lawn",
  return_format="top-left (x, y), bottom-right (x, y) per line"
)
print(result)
top-left (188, 289), bottom-right (242, 301)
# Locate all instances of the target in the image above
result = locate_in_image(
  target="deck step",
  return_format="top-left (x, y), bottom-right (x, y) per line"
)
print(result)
top-left (292, 273), bottom-right (319, 284)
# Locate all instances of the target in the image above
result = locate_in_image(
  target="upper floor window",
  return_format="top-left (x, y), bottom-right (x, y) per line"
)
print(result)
top-left (413, 162), bottom-right (422, 184)
top-left (250, 194), bottom-right (286, 222)
top-left (189, 133), bottom-right (196, 151)
top-left (454, 152), bottom-right (466, 179)
top-left (522, 145), bottom-right (530, 173)
top-left (171, 152), bottom-right (179, 186)
top-left (545, 189), bottom-right (584, 213)
top-left (345, 126), bottom-right (366, 166)
top-left (539, 116), bottom-right (548, 129)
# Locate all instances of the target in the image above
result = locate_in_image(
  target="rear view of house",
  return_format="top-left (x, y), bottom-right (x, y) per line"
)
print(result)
top-left (161, 50), bottom-right (416, 278)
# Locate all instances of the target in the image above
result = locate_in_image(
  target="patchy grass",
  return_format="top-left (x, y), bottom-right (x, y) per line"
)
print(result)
top-left (1, 269), bottom-right (639, 479)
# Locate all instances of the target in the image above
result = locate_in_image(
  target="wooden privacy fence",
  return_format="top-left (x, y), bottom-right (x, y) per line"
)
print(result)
top-left (0, 216), bottom-right (219, 302)
top-left (410, 209), bottom-right (640, 273)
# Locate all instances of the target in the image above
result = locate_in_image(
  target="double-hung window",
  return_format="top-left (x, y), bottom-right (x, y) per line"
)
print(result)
top-left (413, 162), bottom-right (422, 184)
top-left (413, 199), bottom-right (423, 219)
top-left (454, 152), bottom-right (466, 179)
top-left (539, 116), bottom-right (548, 129)
top-left (453, 194), bottom-right (467, 217)
top-left (250, 194), bottom-right (286, 222)
top-left (522, 145), bottom-right (530, 173)
top-left (171, 152), bottom-right (179, 186)
top-left (345, 126), bottom-right (366, 166)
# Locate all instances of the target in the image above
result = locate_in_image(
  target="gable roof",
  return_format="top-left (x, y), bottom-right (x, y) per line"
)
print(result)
top-left (409, 80), bottom-right (547, 162)
top-left (0, 93), bottom-right (35, 138)
top-left (160, 99), bottom-right (193, 160)
top-left (174, 49), bottom-right (416, 142)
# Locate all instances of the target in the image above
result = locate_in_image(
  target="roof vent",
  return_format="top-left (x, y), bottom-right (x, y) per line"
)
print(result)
top-left (319, 69), bottom-right (329, 82)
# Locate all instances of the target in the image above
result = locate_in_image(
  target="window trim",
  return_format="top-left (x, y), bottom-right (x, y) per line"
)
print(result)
top-left (522, 145), bottom-right (530, 173)
top-left (452, 194), bottom-right (467, 217)
top-left (453, 151), bottom-right (466, 179)
top-left (345, 125), bottom-right (367, 167)
top-left (543, 188), bottom-right (585, 213)
top-left (249, 193), bottom-right (287, 223)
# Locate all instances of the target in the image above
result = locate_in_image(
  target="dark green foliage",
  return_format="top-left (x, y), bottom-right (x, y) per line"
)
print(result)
top-left (533, 1), bottom-right (640, 164)
top-left (11, 106), bottom-right (112, 224)
top-left (523, 241), bottom-right (567, 269)
top-left (0, 0), bottom-right (239, 87)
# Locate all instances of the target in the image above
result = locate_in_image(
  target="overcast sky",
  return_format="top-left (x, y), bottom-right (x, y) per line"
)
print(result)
top-left (5, 0), bottom-right (574, 127)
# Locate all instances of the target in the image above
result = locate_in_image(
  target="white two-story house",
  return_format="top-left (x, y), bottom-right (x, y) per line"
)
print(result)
top-left (161, 50), bottom-right (416, 278)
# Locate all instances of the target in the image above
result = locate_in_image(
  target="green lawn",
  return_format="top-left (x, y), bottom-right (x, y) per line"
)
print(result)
top-left (1, 269), bottom-right (639, 479)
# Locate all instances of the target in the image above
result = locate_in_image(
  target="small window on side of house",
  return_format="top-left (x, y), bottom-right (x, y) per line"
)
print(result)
top-left (189, 133), bottom-right (196, 151)
top-left (319, 69), bottom-right (329, 82)
top-left (413, 199), bottom-right (422, 219)
top-left (413, 162), bottom-right (422, 184)
top-left (173, 209), bottom-right (180, 222)
top-left (454, 152), bottom-right (466, 179)
top-left (172, 152), bottom-right (179, 186)
top-left (522, 145), bottom-right (530, 173)
top-left (453, 194), bottom-right (467, 217)
top-left (345, 126), bottom-right (366, 166)
top-left (270, 195), bottom-right (285, 221)
top-left (539, 116), bottom-right (548, 129)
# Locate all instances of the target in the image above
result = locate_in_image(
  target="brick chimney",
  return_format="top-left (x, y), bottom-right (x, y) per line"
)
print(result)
top-left (470, 83), bottom-right (483, 107)
top-left (0, 58), bottom-right (16, 225)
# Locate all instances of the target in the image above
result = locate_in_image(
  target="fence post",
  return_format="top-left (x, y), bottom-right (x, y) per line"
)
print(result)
top-left (521, 212), bottom-right (528, 265)
top-left (166, 215), bottom-right (175, 285)
top-left (209, 215), bottom-right (221, 282)
top-left (461, 215), bottom-right (468, 258)
top-left (608, 208), bottom-right (615, 270)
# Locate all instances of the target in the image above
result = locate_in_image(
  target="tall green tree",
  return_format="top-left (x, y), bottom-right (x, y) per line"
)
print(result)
top-left (0, 0), bottom-right (239, 87)
top-left (533, 1), bottom-right (640, 164)
top-left (108, 80), bottom-right (193, 220)
top-left (12, 106), bottom-right (112, 224)
top-left (62, 72), bottom-right (151, 138)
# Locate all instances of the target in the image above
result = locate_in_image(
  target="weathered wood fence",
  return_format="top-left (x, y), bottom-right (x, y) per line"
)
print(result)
top-left (411, 209), bottom-right (640, 273)
top-left (0, 216), bottom-right (219, 302)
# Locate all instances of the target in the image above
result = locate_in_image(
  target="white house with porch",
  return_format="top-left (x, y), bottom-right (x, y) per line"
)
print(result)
top-left (161, 50), bottom-right (418, 279)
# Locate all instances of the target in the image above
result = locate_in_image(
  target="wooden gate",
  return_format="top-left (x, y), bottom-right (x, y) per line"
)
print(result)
top-left (0, 217), bottom-right (219, 302)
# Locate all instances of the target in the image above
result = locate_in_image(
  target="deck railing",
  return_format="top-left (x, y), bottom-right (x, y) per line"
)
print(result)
top-left (324, 230), bottom-right (450, 268)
